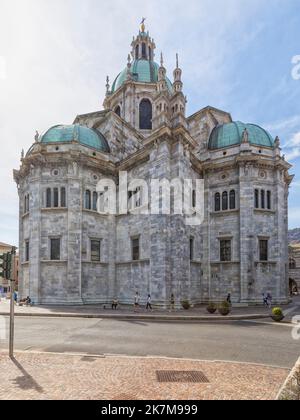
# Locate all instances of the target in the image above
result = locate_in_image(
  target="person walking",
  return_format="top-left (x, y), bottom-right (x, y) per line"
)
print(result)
top-left (267, 293), bottom-right (273, 309)
top-left (262, 293), bottom-right (268, 307)
top-left (146, 294), bottom-right (152, 312)
top-left (226, 293), bottom-right (232, 306)
top-left (134, 292), bottom-right (140, 312)
top-left (170, 293), bottom-right (175, 312)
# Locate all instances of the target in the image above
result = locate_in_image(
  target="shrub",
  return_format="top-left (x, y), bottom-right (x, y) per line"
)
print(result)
top-left (207, 302), bottom-right (217, 314)
top-left (181, 300), bottom-right (191, 310)
top-left (272, 307), bottom-right (283, 317)
top-left (218, 301), bottom-right (231, 316)
top-left (271, 307), bottom-right (284, 323)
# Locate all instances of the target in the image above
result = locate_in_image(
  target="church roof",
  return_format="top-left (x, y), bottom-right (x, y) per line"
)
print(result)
top-left (111, 59), bottom-right (173, 94)
top-left (208, 121), bottom-right (274, 150)
top-left (40, 124), bottom-right (110, 153)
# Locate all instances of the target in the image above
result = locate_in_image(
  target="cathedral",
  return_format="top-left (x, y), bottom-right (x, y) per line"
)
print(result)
top-left (14, 23), bottom-right (293, 306)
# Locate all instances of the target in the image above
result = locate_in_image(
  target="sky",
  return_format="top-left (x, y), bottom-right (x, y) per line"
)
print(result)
top-left (0, 0), bottom-right (300, 246)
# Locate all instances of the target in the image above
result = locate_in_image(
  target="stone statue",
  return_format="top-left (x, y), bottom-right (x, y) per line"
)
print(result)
top-left (21, 149), bottom-right (24, 160)
top-left (275, 136), bottom-right (280, 148)
top-left (242, 128), bottom-right (249, 143)
top-left (35, 130), bottom-right (39, 142)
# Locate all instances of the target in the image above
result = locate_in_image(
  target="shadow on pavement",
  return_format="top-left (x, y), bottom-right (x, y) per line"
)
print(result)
top-left (11, 357), bottom-right (44, 394)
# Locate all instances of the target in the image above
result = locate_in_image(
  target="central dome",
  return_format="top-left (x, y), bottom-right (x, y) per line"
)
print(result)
top-left (111, 59), bottom-right (173, 93)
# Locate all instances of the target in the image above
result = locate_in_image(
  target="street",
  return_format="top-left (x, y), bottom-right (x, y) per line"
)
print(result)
top-left (1, 316), bottom-right (299, 368)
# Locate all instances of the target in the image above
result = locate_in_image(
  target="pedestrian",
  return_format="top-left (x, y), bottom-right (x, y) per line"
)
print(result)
top-left (134, 292), bottom-right (140, 312)
top-left (170, 293), bottom-right (175, 312)
top-left (112, 299), bottom-right (119, 310)
top-left (226, 293), bottom-right (232, 306)
top-left (267, 293), bottom-right (272, 309)
top-left (262, 293), bottom-right (268, 307)
top-left (146, 294), bottom-right (152, 311)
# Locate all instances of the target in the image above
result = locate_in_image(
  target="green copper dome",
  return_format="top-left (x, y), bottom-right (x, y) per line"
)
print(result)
top-left (111, 59), bottom-right (173, 93)
top-left (208, 121), bottom-right (274, 150)
top-left (40, 124), bottom-right (110, 153)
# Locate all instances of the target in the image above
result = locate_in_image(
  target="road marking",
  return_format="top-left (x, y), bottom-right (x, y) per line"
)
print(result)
top-left (284, 306), bottom-right (300, 316)
top-left (241, 320), bottom-right (296, 328)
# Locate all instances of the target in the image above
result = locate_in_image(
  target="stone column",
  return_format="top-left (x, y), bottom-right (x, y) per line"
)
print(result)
top-left (28, 169), bottom-right (41, 304)
top-left (149, 139), bottom-right (172, 306)
top-left (66, 167), bottom-right (83, 304)
top-left (239, 162), bottom-right (254, 303)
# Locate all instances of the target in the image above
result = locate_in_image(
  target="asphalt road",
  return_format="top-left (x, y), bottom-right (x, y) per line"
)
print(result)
top-left (1, 317), bottom-right (299, 368)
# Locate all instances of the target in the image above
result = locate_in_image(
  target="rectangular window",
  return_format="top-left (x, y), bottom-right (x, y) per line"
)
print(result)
top-left (128, 188), bottom-right (142, 210)
top-left (61, 187), bottom-right (66, 208)
top-left (135, 187), bottom-right (142, 208)
top-left (91, 240), bottom-right (101, 262)
top-left (132, 237), bottom-right (140, 261)
top-left (25, 241), bottom-right (29, 262)
top-left (254, 189), bottom-right (259, 209)
top-left (53, 188), bottom-right (59, 208)
top-left (190, 238), bottom-right (194, 261)
top-left (192, 190), bottom-right (196, 208)
top-left (46, 188), bottom-right (52, 208)
top-left (220, 240), bottom-right (232, 262)
top-left (267, 191), bottom-right (271, 210)
top-left (259, 240), bottom-right (268, 261)
top-left (50, 238), bottom-right (61, 261)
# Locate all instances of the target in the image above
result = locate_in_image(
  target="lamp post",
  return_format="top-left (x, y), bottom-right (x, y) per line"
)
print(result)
top-left (9, 246), bottom-right (16, 358)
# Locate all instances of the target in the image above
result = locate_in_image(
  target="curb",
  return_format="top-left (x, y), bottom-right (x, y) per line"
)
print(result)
top-left (276, 357), bottom-right (300, 400)
top-left (0, 312), bottom-right (270, 322)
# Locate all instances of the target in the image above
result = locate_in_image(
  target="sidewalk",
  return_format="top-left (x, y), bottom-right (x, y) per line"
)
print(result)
top-left (0, 299), bottom-right (278, 321)
top-left (0, 351), bottom-right (289, 400)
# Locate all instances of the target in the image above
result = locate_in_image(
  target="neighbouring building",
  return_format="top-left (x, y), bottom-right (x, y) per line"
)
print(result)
top-left (0, 242), bottom-right (18, 294)
top-left (289, 244), bottom-right (300, 294)
top-left (13, 23), bottom-right (293, 306)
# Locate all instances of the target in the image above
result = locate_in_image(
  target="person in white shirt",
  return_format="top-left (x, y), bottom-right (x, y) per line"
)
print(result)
top-left (134, 292), bottom-right (140, 312)
top-left (146, 294), bottom-right (152, 311)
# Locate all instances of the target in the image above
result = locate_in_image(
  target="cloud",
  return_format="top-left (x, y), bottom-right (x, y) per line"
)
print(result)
top-left (283, 131), bottom-right (300, 161)
top-left (264, 115), bottom-right (300, 133)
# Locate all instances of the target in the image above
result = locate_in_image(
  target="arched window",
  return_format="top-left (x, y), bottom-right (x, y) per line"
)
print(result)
top-left (61, 187), bottom-right (66, 208)
top-left (85, 190), bottom-right (91, 210)
top-left (261, 190), bottom-right (265, 209)
top-left (114, 106), bottom-right (121, 117)
top-left (24, 196), bottom-right (27, 214)
top-left (139, 99), bottom-right (152, 130)
top-left (267, 191), bottom-right (271, 210)
top-left (289, 258), bottom-right (296, 269)
top-left (229, 190), bottom-right (236, 210)
top-left (53, 188), bottom-right (59, 208)
top-left (148, 47), bottom-right (152, 60)
top-left (135, 45), bottom-right (139, 59)
top-left (92, 192), bottom-right (98, 211)
top-left (254, 189), bottom-right (259, 209)
top-left (142, 43), bottom-right (146, 59)
top-left (46, 188), bottom-right (52, 208)
top-left (215, 193), bottom-right (221, 212)
top-left (222, 191), bottom-right (228, 211)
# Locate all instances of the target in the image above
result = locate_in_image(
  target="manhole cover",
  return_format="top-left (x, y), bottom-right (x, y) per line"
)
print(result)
top-left (156, 371), bottom-right (209, 383)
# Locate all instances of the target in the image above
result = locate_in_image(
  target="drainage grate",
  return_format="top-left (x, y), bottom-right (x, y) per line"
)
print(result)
top-left (156, 371), bottom-right (209, 383)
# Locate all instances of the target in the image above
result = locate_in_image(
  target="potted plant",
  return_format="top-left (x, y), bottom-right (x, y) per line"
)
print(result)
top-left (181, 300), bottom-right (191, 310)
top-left (271, 307), bottom-right (285, 323)
top-left (207, 302), bottom-right (217, 314)
top-left (218, 301), bottom-right (231, 316)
